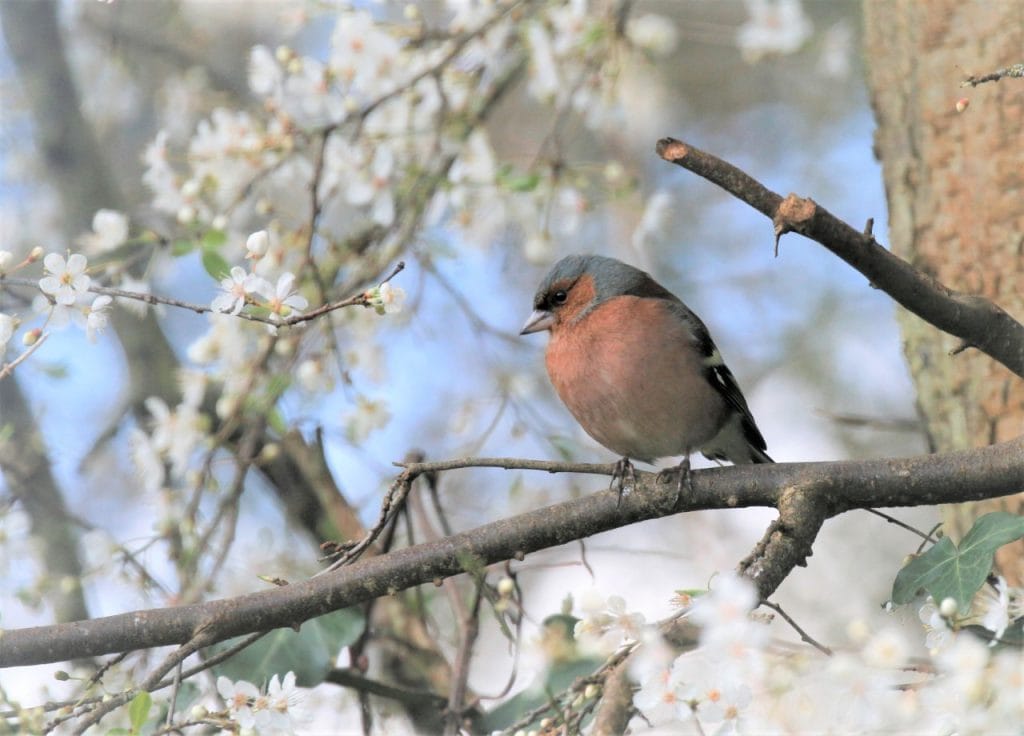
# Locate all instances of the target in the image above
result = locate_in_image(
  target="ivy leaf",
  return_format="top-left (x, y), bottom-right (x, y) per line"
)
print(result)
top-left (892, 512), bottom-right (1024, 613)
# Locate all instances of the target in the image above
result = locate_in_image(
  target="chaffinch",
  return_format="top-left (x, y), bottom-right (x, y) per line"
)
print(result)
top-left (521, 254), bottom-right (772, 495)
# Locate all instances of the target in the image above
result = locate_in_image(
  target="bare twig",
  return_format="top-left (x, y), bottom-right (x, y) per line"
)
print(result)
top-left (864, 508), bottom-right (938, 544)
top-left (0, 331), bottom-right (48, 380)
top-left (759, 600), bottom-right (833, 656)
top-left (961, 62), bottom-right (1024, 87)
top-left (325, 668), bottom-right (450, 710)
top-left (444, 577), bottom-right (485, 736)
top-left (655, 137), bottom-right (1024, 378)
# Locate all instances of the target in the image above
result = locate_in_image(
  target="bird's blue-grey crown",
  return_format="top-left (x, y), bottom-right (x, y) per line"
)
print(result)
top-left (532, 254), bottom-right (675, 310)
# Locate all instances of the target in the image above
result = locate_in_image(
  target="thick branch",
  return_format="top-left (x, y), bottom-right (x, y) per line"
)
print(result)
top-left (656, 137), bottom-right (1024, 379)
top-left (2, 439), bottom-right (1023, 668)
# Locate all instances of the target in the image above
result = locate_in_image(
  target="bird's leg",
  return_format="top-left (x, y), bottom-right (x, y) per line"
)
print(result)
top-left (611, 456), bottom-right (637, 506)
top-left (656, 456), bottom-right (693, 506)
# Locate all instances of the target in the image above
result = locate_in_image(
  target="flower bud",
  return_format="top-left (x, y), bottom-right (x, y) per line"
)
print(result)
top-left (246, 230), bottom-right (270, 258)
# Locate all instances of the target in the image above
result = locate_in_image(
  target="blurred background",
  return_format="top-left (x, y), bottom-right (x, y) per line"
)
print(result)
top-left (0, 0), bottom-right (937, 731)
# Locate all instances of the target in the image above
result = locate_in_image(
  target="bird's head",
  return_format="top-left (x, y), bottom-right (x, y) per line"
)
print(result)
top-left (520, 254), bottom-right (672, 335)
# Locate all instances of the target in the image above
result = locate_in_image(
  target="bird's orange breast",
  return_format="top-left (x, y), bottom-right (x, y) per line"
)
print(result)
top-left (545, 295), bottom-right (728, 462)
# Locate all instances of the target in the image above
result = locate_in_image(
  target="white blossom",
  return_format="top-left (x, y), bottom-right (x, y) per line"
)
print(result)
top-left (143, 131), bottom-right (188, 215)
top-left (85, 295), bottom-right (113, 342)
top-left (367, 282), bottom-right (405, 315)
top-left (212, 266), bottom-right (260, 315)
top-left (344, 144), bottom-right (397, 226)
top-left (217, 676), bottom-right (260, 730)
top-left (248, 44), bottom-right (283, 97)
top-left (574, 591), bottom-right (646, 654)
top-left (632, 189), bottom-right (674, 251)
top-left (77, 209), bottom-right (129, 254)
top-left (329, 10), bottom-right (403, 101)
top-left (39, 253), bottom-right (91, 306)
top-left (626, 14), bottom-right (679, 56)
top-left (254, 272), bottom-right (308, 323)
top-left (0, 313), bottom-right (16, 352)
top-left (344, 396), bottom-right (391, 443)
top-left (737, 0), bottom-right (812, 62)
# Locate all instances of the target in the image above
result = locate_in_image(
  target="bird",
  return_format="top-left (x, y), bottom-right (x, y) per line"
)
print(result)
top-left (521, 254), bottom-right (772, 499)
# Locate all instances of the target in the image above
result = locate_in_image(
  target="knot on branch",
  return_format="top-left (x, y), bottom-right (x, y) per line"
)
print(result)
top-left (772, 194), bottom-right (818, 255)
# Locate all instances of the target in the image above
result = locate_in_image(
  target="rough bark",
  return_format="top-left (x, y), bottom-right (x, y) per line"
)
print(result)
top-left (864, 0), bottom-right (1024, 584)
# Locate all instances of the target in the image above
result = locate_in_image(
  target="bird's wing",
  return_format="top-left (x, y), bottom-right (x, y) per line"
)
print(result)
top-left (666, 300), bottom-right (770, 460)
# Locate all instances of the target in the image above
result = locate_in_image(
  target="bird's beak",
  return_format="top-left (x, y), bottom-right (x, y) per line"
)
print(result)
top-left (520, 309), bottom-right (555, 335)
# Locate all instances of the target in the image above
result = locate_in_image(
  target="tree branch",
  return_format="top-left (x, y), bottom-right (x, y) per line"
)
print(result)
top-left (655, 137), bottom-right (1024, 379)
top-left (3, 438), bottom-right (1022, 668)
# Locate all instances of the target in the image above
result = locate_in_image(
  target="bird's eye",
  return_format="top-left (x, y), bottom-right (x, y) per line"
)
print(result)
top-left (551, 290), bottom-right (568, 305)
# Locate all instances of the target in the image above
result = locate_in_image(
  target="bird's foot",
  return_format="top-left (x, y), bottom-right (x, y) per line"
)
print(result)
top-left (611, 457), bottom-right (637, 506)
top-left (656, 456), bottom-right (693, 506)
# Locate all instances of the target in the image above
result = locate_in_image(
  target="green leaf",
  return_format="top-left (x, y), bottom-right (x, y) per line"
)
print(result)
top-left (959, 512), bottom-right (1024, 554)
top-left (127, 691), bottom-right (151, 734)
top-left (202, 229), bottom-right (228, 249)
top-left (963, 618), bottom-right (1024, 651)
top-left (201, 248), bottom-right (231, 281)
top-left (265, 374), bottom-right (292, 401)
top-left (211, 608), bottom-right (364, 687)
top-left (170, 239), bottom-right (196, 257)
top-left (505, 173), bottom-right (541, 192)
top-left (891, 513), bottom-right (1024, 613)
top-left (891, 537), bottom-right (955, 605)
top-left (38, 362), bottom-right (69, 379)
top-left (266, 408), bottom-right (288, 436)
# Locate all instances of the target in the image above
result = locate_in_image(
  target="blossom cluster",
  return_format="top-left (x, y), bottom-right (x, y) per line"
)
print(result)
top-left (569, 576), bottom-right (1021, 735)
top-left (217, 671), bottom-right (304, 735)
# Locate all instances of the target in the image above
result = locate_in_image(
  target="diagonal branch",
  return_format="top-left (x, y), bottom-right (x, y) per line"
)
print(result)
top-left (655, 137), bottom-right (1024, 379)
top-left (2, 438), bottom-right (1022, 669)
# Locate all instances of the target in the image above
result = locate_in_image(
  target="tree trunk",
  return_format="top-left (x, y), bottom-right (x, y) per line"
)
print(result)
top-left (863, 0), bottom-right (1024, 583)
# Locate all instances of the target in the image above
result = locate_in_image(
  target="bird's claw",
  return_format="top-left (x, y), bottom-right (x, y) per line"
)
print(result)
top-left (611, 457), bottom-right (637, 506)
top-left (656, 456), bottom-right (693, 506)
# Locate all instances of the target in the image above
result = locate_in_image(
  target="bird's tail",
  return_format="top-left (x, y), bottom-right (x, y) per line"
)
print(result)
top-left (747, 445), bottom-right (774, 464)
top-left (700, 413), bottom-right (774, 465)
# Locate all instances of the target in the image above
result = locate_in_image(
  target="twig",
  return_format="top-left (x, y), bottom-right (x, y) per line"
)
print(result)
top-left (397, 456), bottom-right (619, 477)
top-left (0, 261), bottom-right (405, 331)
top-left (821, 411), bottom-right (922, 433)
top-left (325, 668), bottom-right (449, 709)
top-left (444, 576), bottom-right (485, 736)
top-left (67, 628), bottom-right (219, 734)
top-left (655, 137), bottom-right (1024, 379)
top-left (864, 508), bottom-right (938, 544)
top-left (961, 62), bottom-right (1024, 87)
top-left (759, 600), bottom-right (833, 656)
top-left (0, 332), bottom-right (48, 380)
top-left (320, 471), bottom-right (414, 571)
